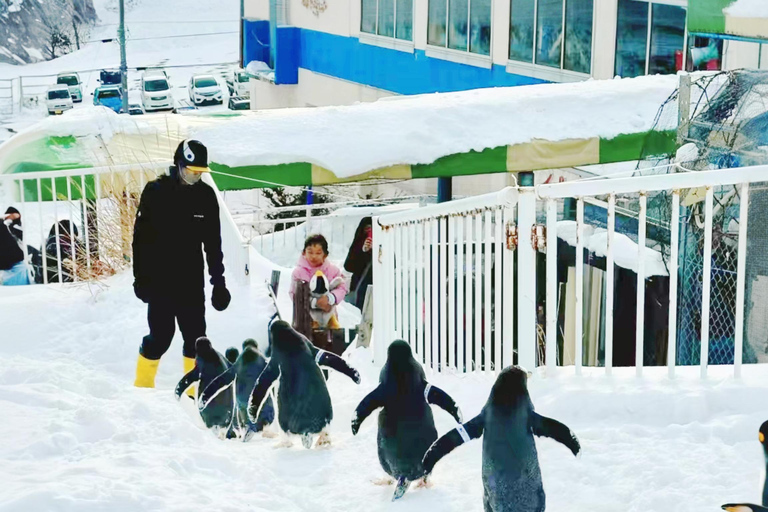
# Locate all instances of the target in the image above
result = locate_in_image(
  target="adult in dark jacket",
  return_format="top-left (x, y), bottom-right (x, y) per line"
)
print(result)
top-left (0, 210), bottom-right (25, 285)
top-left (344, 217), bottom-right (373, 311)
top-left (132, 139), bottom-right (231, 389)
top-left (4, 207), bottom-right (22, 243)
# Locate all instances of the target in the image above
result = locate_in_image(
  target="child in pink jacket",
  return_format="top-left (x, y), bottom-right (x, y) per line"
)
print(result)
top-left (290, 234), bottom-right (348, 329)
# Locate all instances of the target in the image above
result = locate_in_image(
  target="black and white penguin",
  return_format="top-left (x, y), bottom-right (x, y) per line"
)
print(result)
top-left (247, 320), bottom-right (360, 449)
top-left (175, 337), bottom-right (236, 432)
top-left (351, 339), bottom-right (462, 501)
top-left (720, 420), bottom-right (768, 512)
top-left (422, 366), bottom-right (580, 512)
top-left (199, 339), bottom-right (275, 441)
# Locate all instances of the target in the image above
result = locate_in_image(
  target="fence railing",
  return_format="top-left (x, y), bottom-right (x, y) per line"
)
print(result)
top-left (0, 163), bottom-right (249, 287)
top-left (373, 165), bottom-right (768, 378)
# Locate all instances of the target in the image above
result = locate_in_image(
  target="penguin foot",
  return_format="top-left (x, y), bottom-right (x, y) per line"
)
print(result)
top-left (371, 477), bottom-right (394, 486)
top-left (392, 477), bottom-right (411, 501)
top-left (301, 433), bottom-right (314, 449)
top-left (315, 431), bottom-right (332, 448)
top-left (415, 476), bottom-right (432, 489)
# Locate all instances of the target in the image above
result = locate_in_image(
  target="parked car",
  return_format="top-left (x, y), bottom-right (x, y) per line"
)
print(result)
top-left (92, 85), bottom-right (124, 113)
top-left (56, 72), bottom-right (82, 102)
top-left (46, 85), bottom-right (73, 115)
top-left (140, 72), bottom-right (173, 112)
top-left (128, 103), bottom-right (144, 115)
top-left (99, 69), bottom-right (121, 86)
top-left (226, 69), bottom-right (251, 98)
top-left (188, 74), bottom-right (223, 105)
top-left (228, 96), bottom-right (250, 110)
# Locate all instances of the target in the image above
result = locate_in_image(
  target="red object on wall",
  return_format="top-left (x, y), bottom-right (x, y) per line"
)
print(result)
top-left (675, 50), bottom-right (683, 71)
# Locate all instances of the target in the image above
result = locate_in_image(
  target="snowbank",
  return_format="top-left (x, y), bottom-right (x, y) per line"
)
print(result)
top-left (196, 75), bottom-right (679, 178)
top-left (26, 106), bottom-right (156, 141)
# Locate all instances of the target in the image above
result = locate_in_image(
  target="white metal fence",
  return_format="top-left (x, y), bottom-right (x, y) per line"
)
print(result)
top-left (0, 164), bottom-right (249, 287)
top-left (373, 165), bottom-right (768, 378)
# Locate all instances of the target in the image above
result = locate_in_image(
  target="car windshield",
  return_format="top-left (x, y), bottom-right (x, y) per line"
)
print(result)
top-left (237, 72), bottom-right (249, 83)
top-left (144, 79), bottom-right (169, 92)
top-left (48, 90), bottom-right (69, 100)
top-left (98, 89), bottom-right (120, 99)
top-left (195, 78), bottom-right (218, 88)
top-left (57, 75), bottom-right (78, 86)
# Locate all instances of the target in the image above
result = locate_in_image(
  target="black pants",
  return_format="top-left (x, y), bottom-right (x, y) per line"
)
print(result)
top-left (140, 300), bottom-right (206, 360)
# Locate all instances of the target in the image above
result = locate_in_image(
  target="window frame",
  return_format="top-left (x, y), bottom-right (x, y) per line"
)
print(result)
top-left (359, 0), bottom-right (415, 53)
top-left (425, 0), bottom-right (494, 67)
top-left (507, 0), bottom-right (596, 82)
top-left (614, 0), bottom-right (688, 78)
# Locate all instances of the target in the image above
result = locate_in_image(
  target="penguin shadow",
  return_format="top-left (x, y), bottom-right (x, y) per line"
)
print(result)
top-left (720, 420), bottom-right (768, 512)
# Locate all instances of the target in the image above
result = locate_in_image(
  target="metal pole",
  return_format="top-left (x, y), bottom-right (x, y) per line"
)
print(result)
top-left (240, 0), bottom-right (245, 68)
top-left (118, 0), bottom-right (129, 114)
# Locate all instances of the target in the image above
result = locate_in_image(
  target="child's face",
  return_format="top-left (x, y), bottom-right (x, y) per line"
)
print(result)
top-left (304, 244), bottom-right (327, 267)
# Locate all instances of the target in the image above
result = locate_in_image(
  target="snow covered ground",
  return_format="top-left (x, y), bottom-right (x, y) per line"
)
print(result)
top-left (0, 262), bottom-right (766, 511)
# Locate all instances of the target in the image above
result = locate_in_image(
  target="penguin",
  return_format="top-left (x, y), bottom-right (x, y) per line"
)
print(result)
top-left (175, 337), bottom-right (236, 433)
top-left (351, 339), bottom-right (463, 501)
top-left (199, 338), bottom-right (276, 441)
top-left (421, 366), bottom-right (580, 512)
top-left (720, 420), bottom-right (768, 512)
top-left (308, 270), bottom-right (344, 329)
top-left (246, 320), bottom-right (360, 449)
top-left (225, 347), bottom-right (240, 364)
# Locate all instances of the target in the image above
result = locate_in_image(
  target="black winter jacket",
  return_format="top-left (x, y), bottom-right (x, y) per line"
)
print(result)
top-left (0, 222), bottom-right (23, 271)
top-left (132, 170), bottom-right (225, 303)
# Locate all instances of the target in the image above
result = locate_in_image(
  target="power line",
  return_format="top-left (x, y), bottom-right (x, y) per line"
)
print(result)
top-left (87, 31), bottom-right (238, 44)
top-left (94, 19), bottom-right (238, 26)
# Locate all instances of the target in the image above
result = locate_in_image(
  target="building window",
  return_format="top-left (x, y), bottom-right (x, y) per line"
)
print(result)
top-left (361, 0), bottom-right (413, 41)
top-left (687, 36), bottom-right (722, 71)
top-left (428, 0), bottom-right (491, 55)
top-left (615, 0), bottom-right (686, 78)
top-left (509, 0), bottom-right (593, 74)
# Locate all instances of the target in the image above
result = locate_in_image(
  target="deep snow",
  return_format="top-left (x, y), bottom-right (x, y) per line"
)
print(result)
top-left (0, 262), bottom-right (766, 511)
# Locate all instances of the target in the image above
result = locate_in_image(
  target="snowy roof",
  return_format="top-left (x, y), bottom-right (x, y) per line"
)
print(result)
top-left (0, 75), bottom-right (680, 188)
top-left (724, 0), bottom-right (768, 18)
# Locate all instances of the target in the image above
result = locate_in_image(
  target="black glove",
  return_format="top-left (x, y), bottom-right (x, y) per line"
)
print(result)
top-left (212, 285), bottom-right (231, 311)
top-left (133, 281), bottom-right (151, 304)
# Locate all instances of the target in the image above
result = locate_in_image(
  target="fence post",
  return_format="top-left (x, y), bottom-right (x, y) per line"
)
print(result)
top-left (372, 218), bottom-right (387, 366)
top-left (517, 188), bottom-right (537, 373)
top-left (19, 76), bottom-right (23, 111)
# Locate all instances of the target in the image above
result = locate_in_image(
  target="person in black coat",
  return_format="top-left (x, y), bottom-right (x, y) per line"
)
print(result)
top-left (0, 209), bottom-right (25, 285)
top-left (344, 217), bottom-right (373, 311)
top-left (132, 139), bottom-right (231, 389)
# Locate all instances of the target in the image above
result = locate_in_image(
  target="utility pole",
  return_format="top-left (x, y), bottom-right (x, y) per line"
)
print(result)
top-left (239, 0), bottom-right (245, 68)
top-left (118, 0), bottom-right (128, 114)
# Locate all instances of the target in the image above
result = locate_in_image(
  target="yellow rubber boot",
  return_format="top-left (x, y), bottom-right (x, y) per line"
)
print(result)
top-left (183, 356), bottom-right (196, 397)
top-left (134, 354), bottom-right (160, 388)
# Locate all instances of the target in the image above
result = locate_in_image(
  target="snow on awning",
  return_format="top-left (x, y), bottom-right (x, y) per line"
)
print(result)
top-left (1, 75), bottom-right (680, 191)
top-left (689, 0), bottom-right (768, 42)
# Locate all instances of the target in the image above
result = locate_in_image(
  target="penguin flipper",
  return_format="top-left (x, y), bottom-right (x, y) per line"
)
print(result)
top-left (248, 361), bottom-right (280, 423)
top-left (199, 366), bottom-right (237, 410)
top-left (422, 413), bottom-right (485, 476)
top-left (530, 413), bottom-right (581, 457)
top-left (351, 385), bottom-right (385, 435)
top-left (174, 368), bottom-right (199, 400)
top-left (424, 383), bottom-right (463, 423)
top-left (315, 349), bottom-right (361, 384)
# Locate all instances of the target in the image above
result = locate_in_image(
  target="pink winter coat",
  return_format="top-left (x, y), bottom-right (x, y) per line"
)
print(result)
top-left (289, 255), bottom-right (348, 305)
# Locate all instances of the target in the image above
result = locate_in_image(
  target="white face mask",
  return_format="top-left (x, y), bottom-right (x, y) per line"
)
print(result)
top-left (179, 165), bottom-right (202, 185)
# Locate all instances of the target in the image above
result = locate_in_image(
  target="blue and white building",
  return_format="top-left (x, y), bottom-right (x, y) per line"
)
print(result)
top-left (243, 0), bottom-right (768, 109)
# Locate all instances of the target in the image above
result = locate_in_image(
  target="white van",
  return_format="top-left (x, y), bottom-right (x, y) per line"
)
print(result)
top-left (56, 72), bottom-right (82, 102)
top-left (226, 69), bottom-right (250, 98)
top-left (140, 72), bottom-right (173, 112)
top-left (46, 85), bottom-right (73, 115)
